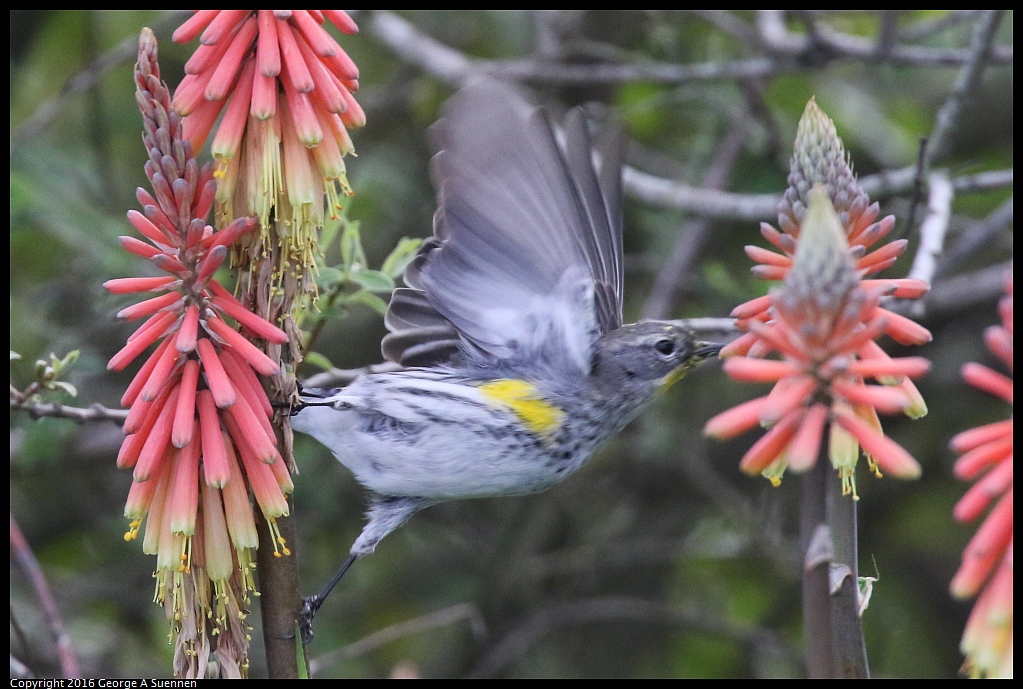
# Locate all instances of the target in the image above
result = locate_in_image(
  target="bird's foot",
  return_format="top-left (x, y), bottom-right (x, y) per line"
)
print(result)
top-left (296, 594), bottom-right (325, 643)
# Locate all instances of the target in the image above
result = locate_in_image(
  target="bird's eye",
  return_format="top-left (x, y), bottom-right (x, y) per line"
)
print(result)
top-left (655, 339), bottom-right (675, 355)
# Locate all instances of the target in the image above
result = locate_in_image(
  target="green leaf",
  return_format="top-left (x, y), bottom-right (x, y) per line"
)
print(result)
top-left (348, 269), bottom-right (395, 293)
top-left (339, 220), bottom-right (366, 272)
top-left (52, 350), bottom-right (79, 373)
top-left (380, 237), bottom-right (423, 279)
top-left (315, 266), bottom-right (347, 291)
top-left (342, 290), bottom-right (389, 316)
top-left (302, 351), bottom-right (335, 373)
top-left (50, 381), bottom-right (77, 397)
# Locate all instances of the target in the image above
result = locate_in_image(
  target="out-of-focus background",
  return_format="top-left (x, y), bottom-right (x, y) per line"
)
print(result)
top-left (10, 10), bottom-right (1012, 678)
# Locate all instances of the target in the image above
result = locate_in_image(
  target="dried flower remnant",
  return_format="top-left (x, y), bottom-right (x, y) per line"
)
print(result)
top-left (107, 29), bottom-right (293, 678)
top-left (949, 276), bottom-right (1013, 679)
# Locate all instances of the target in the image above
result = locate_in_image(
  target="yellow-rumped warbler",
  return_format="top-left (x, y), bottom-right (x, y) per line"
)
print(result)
top-left (292, 81), bottom-right (720, 630)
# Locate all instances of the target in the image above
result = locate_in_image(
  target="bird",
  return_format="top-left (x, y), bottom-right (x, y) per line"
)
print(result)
top-left (291, 80), bottom-right (721, 635)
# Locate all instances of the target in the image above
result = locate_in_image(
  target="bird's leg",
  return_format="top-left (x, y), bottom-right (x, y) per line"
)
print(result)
top-left (297, 495), bottom-right (434, 642)
top-left (298, 552), bottom-right (359, 643)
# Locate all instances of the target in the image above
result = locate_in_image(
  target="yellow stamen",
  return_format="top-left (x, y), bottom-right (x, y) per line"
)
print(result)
top-left (125, 518), bottom-right (143, 541)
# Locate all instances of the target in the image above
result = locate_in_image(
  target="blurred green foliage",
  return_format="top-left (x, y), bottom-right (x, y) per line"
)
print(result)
top-left (10, 10), bottom-right (1012, 678)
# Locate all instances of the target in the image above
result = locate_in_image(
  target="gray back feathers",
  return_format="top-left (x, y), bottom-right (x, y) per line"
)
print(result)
top-left (382, 81), bottom-right (625, 376)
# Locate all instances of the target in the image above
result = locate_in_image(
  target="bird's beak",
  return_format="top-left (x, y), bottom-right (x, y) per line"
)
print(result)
top-left (693, 342), bottom-right (724, 360)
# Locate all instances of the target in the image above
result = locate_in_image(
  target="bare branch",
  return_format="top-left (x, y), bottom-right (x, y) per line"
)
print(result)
top-left (302, 362), bottom-right (404, 389)
top-left (757, 10), bottom-right (800, 55)
top-left (626, 162), bottom-right (1012, 221)
top-left (936, 198), bottom-right (1013, 278)
top-left (10, 399), bottom-right (127, 424)
top-left (310, 603), bottom-right (486, 675)
top-left (367, 11), bottom-right (1010, 93)
top-left (888, 260), bottom-right (1012, 320)
top-left (468, 596), bottom-right (797, 678)
top-left (669, 317), bottom-right (740, 335)
top-left (643, 117), bottom-right (748, 320)
top-left (898, 10), bottom-right (985, 42)
top-left (10, 514), bottom-right (81, 677)
top-left (10, 10), bottom-right (190, 153)
top-left (926, 10), bottom-right (1006, 164)
top-left (755, 10), bottom-right (1011, 67)
top-left (949, 168), bottom-right (1013, 194)
top-left (907, 172), bottom-right (954, 284)
top-left (624, 166), bottom-right (777, 220)
top-left (921, 260), bottom-right (1013, 320)
top-left (365, 10), bottom-right (475, 86)
top-left (686, 10), bottom-right (761, 46)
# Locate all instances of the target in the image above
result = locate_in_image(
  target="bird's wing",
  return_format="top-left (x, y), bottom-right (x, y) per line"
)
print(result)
top-left (381, 80), bottom-right (624, 374)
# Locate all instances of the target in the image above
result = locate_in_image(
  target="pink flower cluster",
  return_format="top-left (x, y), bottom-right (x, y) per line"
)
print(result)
top-left (949, 277), bottom-right (1012, 678)
top-left (171, 10), bottom-right (363, 236)
top-left (107, 32), bottom-right (292, 665)
top-left (705, 100), bottom-right (932, 494)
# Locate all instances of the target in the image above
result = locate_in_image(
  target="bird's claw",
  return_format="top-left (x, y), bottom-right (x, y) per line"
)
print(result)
top-left (296, 594), bottom-right (324, 643)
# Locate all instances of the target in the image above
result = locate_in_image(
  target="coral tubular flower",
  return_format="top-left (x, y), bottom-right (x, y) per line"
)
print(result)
top-left (706, 182), bottom-right (929, 496)
top-left (171, 10), bottom-right (363, 307)
top-left (707, 98), bottom-right (932, 497)
top-left (723, 98), bottom-right (931, 358)
top-left (109, 30), bottom-right (293, 678)
top-left (949, 276), bottom-right (1013, 678)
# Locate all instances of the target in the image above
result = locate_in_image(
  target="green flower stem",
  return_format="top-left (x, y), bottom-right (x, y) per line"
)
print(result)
top-left (826, 467), bottom-right (869, 678)
top-left (800, 457), bottom-right (870, 677)
top-left (800, 459), bottom-right (833, 678)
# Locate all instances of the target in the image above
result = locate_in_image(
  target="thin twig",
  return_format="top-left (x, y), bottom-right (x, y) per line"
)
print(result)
top-left (874, 11), bottom-right (899, 58)
top-left (10, 399), bottom-right (127, 424)
top-left (10, 514), bottom-right (81, 678)
top-left (310, 603), bottom-right (486, 675)
top-left (918, 260), bottom-right (1013, 320)
top-left (626, 164), bottom-right (1012, 221)
top-left (367, 11), bottom-right (1010, 92)
top-left (899, 11), bottom-right (984, 42)
top-left (935, 198), bottom-right (1013, 278)
top-left (926, 10), bottom-right (1005, 165)
top-left (302, 362), bottom-right (404, 389)
top-left (365, 11), bottom-right (475, 86)
top-left (467, 596), bottom-right (797, 678)
top-left (642, 116), bottom-right (748, 320)
top-left (899, 138), bottom-right (930, 241)
top-left (907, 172), bottom-right (954, 286)
top-left (10, 10), bottom-right (190, 153)
top-left (755, 10), bottom-right (1011, 66)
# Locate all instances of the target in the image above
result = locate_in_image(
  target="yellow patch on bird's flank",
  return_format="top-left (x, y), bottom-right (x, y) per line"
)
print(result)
top-left (478, 379), bottom-right (565, 438)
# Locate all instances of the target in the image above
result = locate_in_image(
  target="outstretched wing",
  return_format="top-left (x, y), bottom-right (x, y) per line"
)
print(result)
top-left (382, 80), bottom-right (624, 374)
